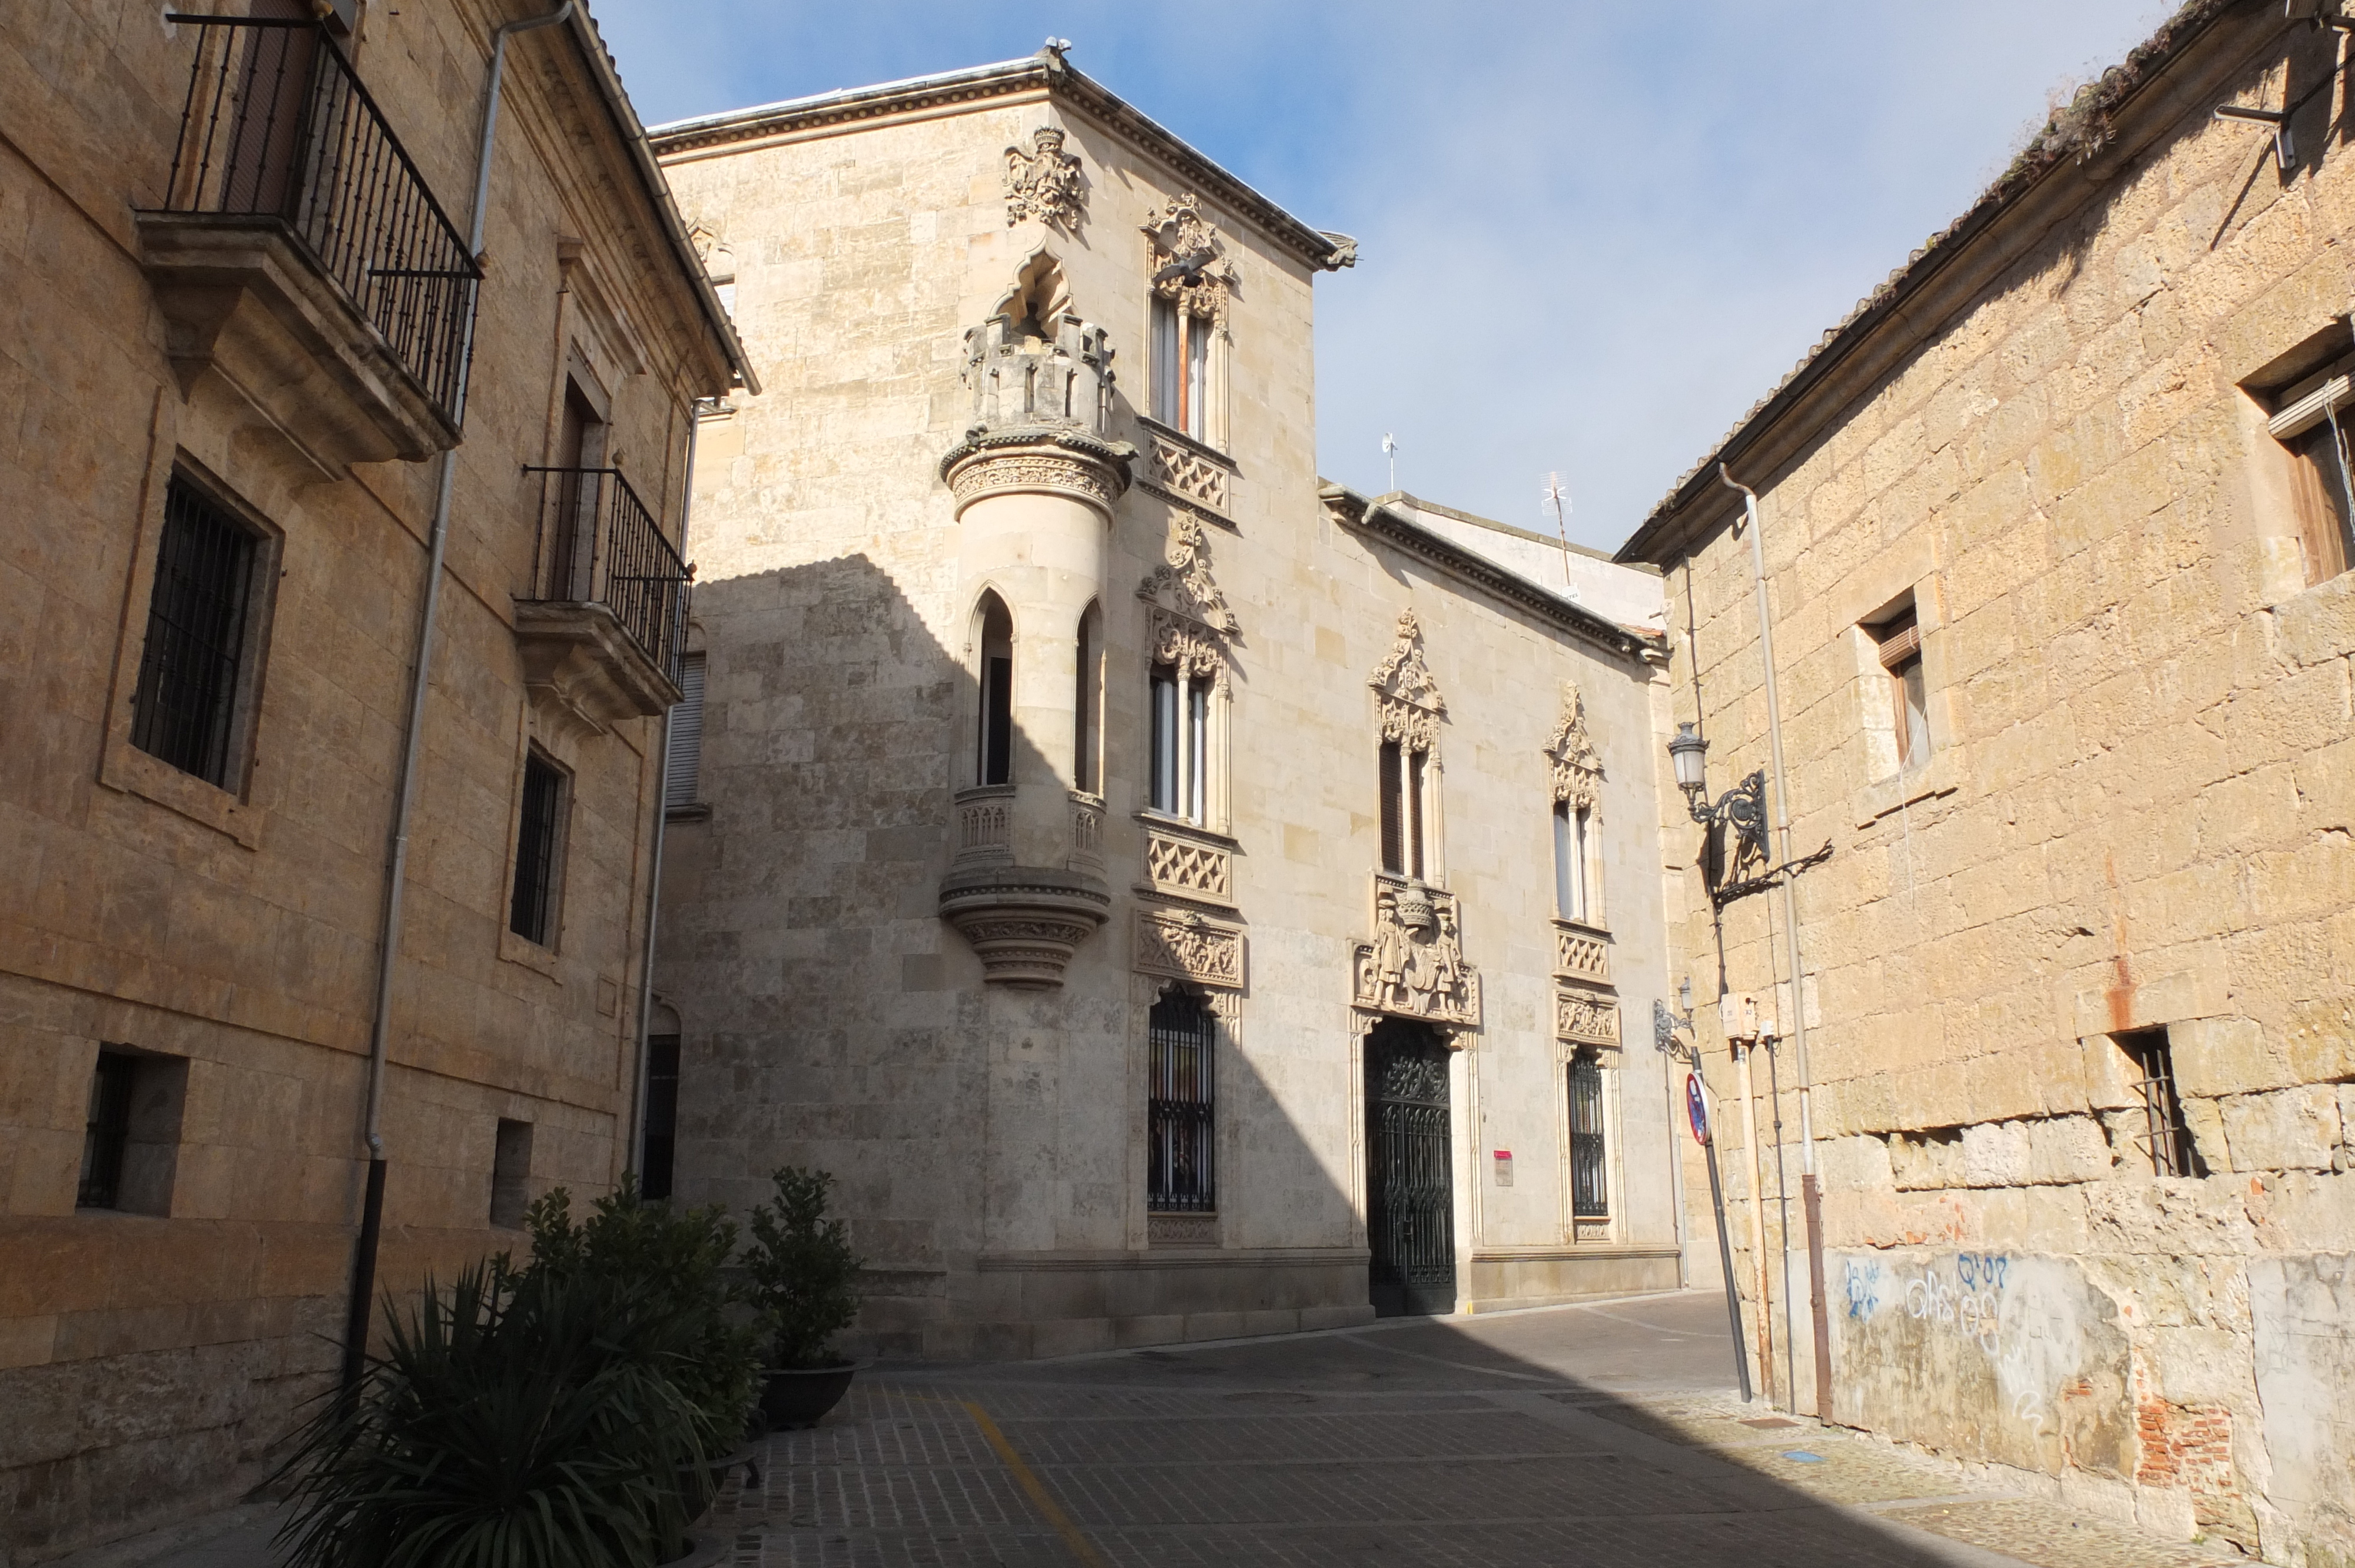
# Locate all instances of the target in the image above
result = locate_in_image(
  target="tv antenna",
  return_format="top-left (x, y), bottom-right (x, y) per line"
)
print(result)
top-left (1382, 432), bottom-right (1399, 493)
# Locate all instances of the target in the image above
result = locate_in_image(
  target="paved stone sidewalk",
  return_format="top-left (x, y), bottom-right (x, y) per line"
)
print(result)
top-left (694, 1293), bottom-right (2257, 1568)
top-left (105, 1291), bottom-right (2257, 1568)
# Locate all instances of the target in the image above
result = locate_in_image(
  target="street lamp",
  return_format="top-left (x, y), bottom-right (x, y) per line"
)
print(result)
top-left (1667, 722), bottom-right (1710, 798)
top-left (1667, 723), bottom-right (1769, 896)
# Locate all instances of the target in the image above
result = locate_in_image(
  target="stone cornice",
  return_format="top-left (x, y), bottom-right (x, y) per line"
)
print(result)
top-left (647, 54), bottom-right (1352, 273)
top-left (1325, 485), bottom-right (1666, 665)
top-left (1617, 0), bottom-right (2257, 566)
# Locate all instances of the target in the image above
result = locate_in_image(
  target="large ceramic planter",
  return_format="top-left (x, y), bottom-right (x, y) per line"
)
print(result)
top-left (758, 1360), bottom-right (865, 1429)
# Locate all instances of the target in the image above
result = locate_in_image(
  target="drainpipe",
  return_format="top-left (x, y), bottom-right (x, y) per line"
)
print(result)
top-left (1733, 1039), bottom-right (1773, 1403)
top-left (624, 399), bottom-right (705, 1183)
top-left (1716, 464), bottom-right (1833, 1421)
top-left (341, 0), bottom-right (577, 1398)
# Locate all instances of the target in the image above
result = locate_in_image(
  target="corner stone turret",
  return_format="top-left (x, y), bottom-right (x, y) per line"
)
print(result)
top-left (936, 267), bottom-right (1133, 987)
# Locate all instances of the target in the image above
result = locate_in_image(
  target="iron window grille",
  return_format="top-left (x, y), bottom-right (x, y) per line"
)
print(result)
top-left (1147, 989), bottom-right (1216, 1212)
top-left (152, 15), bottom-right (480, 423)
top-left (509, 750), bottom-right (566, 946)
top-left (1570, 1052), bottom-right (1609, 1218)
top-left (2120, 1029), bottom-right (2202, 1177)
top-left (522, 467), bottom-right (694, 684)
top-left (78, 1053), bottom-right (139, 1210)
top-left (132, 475), bottom-right (261, 787)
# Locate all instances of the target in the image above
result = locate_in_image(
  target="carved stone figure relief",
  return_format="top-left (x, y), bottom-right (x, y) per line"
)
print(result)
top-left (1142, 193), bottom-right (1239, 326)
top-left (1547, 681), bottom-right (1603, 810)
top-left (1370, 609), bottom-right (1446, 752)
top-left (1554, 985), bottom-right (1621, 1048)
top-left (1353, 876), bottom-right (1481, 1030)
top-left (1003, 126), bottom-right (1084, 232)
top-left (1135, 906), bottom-right (1246, 990)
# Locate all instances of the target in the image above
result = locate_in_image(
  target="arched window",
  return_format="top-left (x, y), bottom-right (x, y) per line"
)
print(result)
top-left (1147, 988), bottom-right (1216, 1212)
top-left (1074, 601), bottom-right (1102, 792)
top-left (976, 593), bottom-right (1013, 787)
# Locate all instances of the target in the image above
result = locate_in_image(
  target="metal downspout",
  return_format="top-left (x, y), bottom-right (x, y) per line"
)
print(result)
top-left (624, 400), bottom-right (704, 1184)
top-left (341, 0), bottom-right (576, 1398)
top-left (1717, 464), bottom-right (1833, 1420)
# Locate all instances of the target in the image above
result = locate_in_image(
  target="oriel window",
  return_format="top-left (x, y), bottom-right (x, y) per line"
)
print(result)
top-left (1147, 989), bottom-right (1216, 1212)
top-left (131, 474), bottom-right (264, 788)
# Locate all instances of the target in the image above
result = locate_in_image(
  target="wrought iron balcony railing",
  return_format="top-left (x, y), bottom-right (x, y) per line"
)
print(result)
top-left (523, 467), bottom-right (692, 683)
top-left (155, 15), bottom-right (479, 423)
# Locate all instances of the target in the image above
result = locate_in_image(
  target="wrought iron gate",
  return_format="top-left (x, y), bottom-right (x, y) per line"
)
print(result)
top-left (1570, 1052), bottom-right (1608, 1218)
top-left (1366, 1022), bottom-right (1455, 1316)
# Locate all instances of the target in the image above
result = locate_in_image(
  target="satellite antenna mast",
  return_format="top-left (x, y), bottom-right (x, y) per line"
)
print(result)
top-left (1543, 471), bottom-right (1576, 592)
top-left (1382, 433), bottom-right (1399, 493)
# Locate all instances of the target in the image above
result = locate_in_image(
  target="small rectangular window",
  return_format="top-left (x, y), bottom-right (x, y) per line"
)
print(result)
top-left (490, 1118), bottom-right (534, 1228)
top-left (1569, 1053), bottom-right (1608, 1218)
top-left (665, 652), bottom-right (706, 812)
top-left (1872, 607), bottom-right (1931, 771)
top-left (639, 1035), bottom-right (679, 1201)
top-left (2117, 1029), bottom-right (2203, 1177)
top-left (77, 1053), bottom-right (138, 1210)
top-left (132, 474), bottom-right (262, 788)
top-left (509, 750), bottom-right (567, 946)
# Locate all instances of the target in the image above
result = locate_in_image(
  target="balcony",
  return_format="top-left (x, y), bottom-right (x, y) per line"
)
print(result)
top-left (137, 16), bottom-right (479, 474)
top-left (515, 467), bottom-right (691, 732)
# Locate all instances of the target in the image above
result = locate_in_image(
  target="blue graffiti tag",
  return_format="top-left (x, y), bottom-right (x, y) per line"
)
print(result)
top-left (1844, 1259), bottom-right (1884, 1321)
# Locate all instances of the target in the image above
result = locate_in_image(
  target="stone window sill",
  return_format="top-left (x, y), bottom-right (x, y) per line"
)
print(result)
top-left (98, 730), bottom-right (266, 850)
top-left (1856, 745), bottom-right (1963, 827)
top-left (498, 926), bottom-right (561, 980)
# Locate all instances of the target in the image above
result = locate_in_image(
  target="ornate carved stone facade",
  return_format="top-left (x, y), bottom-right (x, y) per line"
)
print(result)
top-left (1553, 924), bottom-right (1611, 986)
top-left (1137, 515), bottom-right (1238, 689)
top-left (1143, 430), bottom-right (1233, 517)
top-left (1143, 825), bottom-right (1235, 904)
top-left (1134, 906), bottom-right (1246, 991)
top-left (1003, 125), bottom-right (1084, 231)
top-left (1547, 681), bottom-right (1603, 809)
top-left (1142, 193), bottom-right (1239, 326)
top-left (1370, 609), bottom-right (1446, 751)
top-left (1553, 986), bottom-right (1621, 1048)
top-left (1353, 875), bottom-right (1482, 1032)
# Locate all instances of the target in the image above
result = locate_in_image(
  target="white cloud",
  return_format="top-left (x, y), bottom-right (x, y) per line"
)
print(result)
top-left (593, 0), bottom-right (2175, 549)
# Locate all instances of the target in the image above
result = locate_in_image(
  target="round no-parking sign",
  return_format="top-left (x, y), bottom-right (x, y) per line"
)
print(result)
top-left (1686, 1072), bottom-right (1709, 1145)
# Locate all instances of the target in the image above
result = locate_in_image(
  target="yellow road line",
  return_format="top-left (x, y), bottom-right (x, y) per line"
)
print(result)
top-left (962, 1398), bottom-right (1110, 1568)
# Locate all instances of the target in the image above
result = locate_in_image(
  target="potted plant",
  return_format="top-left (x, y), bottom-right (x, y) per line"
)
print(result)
top-left (742, 1165), bottom-right (866, 1429)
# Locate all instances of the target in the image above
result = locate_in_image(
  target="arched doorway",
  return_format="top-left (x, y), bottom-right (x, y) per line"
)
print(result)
top-left (1365, 1018), bottom-right (1455, 1317)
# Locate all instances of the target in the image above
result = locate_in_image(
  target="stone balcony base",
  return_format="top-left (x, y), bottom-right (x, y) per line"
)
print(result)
top-left (937, 864), bottom-right (1112, 988)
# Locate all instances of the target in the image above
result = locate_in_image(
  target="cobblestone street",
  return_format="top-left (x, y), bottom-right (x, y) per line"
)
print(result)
top-left (696, 1293), bottom-right (2254, 1568)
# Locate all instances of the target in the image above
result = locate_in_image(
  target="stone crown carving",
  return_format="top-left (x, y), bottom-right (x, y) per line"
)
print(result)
top-left (1353, 874), bottom-right (1480, 1031)
top-left (1139, 516), bottom-right (1237, 689)
top-left (941, 254), bottom-right (1135, 519)
top-left (1547, 681), bottom-right (1603, 810)
top-left (1370, 609), bottom-right (1446, 752)
top-left (1143, 194), bottom-right (1239, 327)
top-left (1004, 127), bottom-right (1085, 232)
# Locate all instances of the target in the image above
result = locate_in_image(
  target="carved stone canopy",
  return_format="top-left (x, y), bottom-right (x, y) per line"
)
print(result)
top-left (1547, 681), bottom-right (1603, 810)
top-left (1369, 609), bottom-right (1445, 753)
top-left (1004, 126), bottom-right (1085, 232)
top-left (1142, 193), bottom-right (1239, 327)
top-left (1352, 874), bottom-right (1481, 1031)
top-left (1137, 516), bottom-right (1238, 685)
top-left (937, 864), bottom-right (1111, 988)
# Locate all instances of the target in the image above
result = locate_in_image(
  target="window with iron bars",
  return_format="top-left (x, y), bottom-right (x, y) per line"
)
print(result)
top-left (2117, 1029), bottom-right (2203, 1177)
top-left (78, 1053), bottom-right (140, 1210)
top-left (1569, 1051), bottom-right (1608, 1219)
top-left (1147, 989), bottom-right (1216, 1212)
top-left (509, 750), bottom-right (567, 946)
top-left (132, 474), bottom-right (263, 788)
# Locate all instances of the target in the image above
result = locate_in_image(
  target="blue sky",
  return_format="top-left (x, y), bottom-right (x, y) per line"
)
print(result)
top-left (596, 0), bottom-right (2177, 552)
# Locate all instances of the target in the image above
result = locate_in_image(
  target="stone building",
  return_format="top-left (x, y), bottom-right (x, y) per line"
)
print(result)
top-left (0, 1), bottom-right (744, 1557)
top-left (1618, 2), bottom-right (2355, 1562)
top-left (645, 49), bottom-right (1690, 1358)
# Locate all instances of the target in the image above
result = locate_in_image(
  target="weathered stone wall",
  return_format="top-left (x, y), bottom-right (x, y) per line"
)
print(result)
top-left (1637, 13), bottom-right (2355, 1564)
top-left (654, 75), bottom-right (1684, 1358)
top-left (0, 1), bottom-right (732, 1557)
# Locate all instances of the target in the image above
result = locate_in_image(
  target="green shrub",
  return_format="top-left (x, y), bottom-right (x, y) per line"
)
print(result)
top-left (742, 1166), bottom-right (863, 1369)
top-left (276, 1181), bottom-right (761, 1567)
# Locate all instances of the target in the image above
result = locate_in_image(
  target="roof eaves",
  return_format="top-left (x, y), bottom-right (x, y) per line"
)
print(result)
top-left (646, 50), bottom-right (1352, 274)
top-left (1616, 0), bottom-right (2243, 565)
